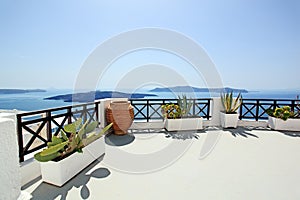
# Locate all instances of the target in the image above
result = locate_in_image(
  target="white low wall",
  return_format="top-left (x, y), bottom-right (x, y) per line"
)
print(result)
top-left (0, 112), bottom-right (42, 189)
top-left (20, 158), bottom-right (41, 186)
top-left (0, 115), bottom-right (21, 200)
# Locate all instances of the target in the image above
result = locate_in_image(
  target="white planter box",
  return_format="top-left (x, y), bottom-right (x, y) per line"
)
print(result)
top-left (40, 136), bottom-right (105, 187)
top-left (268, 116), bottom-right (300, 132)
top-left (165, 117), bottom-right (203, 131)
top-left (220, 112), bottom-right (239, 128)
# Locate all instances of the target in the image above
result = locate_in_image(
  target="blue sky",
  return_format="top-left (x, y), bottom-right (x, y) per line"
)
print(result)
top-left (0, 0), bottom-right (299, 91)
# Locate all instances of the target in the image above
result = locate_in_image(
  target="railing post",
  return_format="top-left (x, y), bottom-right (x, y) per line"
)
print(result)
top-left (46, 111), bottom-right (52, 141)
top-left (95, 102), bottom-right (99, 122)
top-left (67, 107), bottom-right (72, 124)
top-left (16, 115), bottom-right (24, 162)
top-left (291, 100), bottom-right (295, 113)
top-left (255, 100), bottom-right (259, 121)
top-left (273, 100), bottom-right (277, 110)
top-left (206, 99), bottom-right (210, 119)
top-left (239, 100), bottom-right (243, 120)
top-left (192, 99), bottom-right (196, 116)
top-left (83, 105), bottom-right (87, 122)
top-left (147, 100), bottom-right (149, 122)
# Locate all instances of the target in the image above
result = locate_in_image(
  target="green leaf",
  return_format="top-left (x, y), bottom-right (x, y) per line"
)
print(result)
top-left (85, 121), bottom-right (99, 133)
top-left (63, 118), bottom-right (82, 134)
top-left (40, 141), bottom-right (68, 156)
top-left (60, 130), bottom-right (68, 141)
top-left (34, 151), bottom-right (61, 162)
top-left (74, 118), bottom-right (83, 129)
top-left (78, 121), bottom-right (89, 140)
top-left (83, 123), bottom-right (113, 146)
top-left (47, 136), bottom-right (64, 147)
top-left (63, 123), bottom-right (76, 134)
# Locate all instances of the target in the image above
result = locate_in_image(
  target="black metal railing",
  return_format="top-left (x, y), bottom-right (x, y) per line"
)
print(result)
top-left (129, 98), bottom-right (211, 121)
top-left (240, 99), bottom-right (300, 121)
top-left (16, 97), bottom-right (299, 162)
top-left (16, 102), bottom-right (100, 162)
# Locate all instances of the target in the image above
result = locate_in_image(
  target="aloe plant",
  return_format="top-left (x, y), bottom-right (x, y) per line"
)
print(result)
top-left (221, 92), bottom-right (242, 114)
top-left (34, 119), bottom-right (112, 162)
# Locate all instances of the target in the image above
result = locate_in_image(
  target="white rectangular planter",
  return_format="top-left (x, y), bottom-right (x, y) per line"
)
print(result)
top-left (220, 112), bottom-right (239, 128)
top-left (165, 117), bottom-right (203, 131)
top-left (268, 116), bottom-right (300, 132)
top-left (40, 136), bottom-right (105, 187)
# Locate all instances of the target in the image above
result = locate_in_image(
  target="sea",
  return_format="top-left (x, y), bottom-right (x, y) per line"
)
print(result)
top-left (0, 89), bottom-right (300, 112)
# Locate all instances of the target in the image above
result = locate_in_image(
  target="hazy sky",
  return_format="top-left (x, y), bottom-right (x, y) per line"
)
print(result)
top-left (0, 0), bottom-right (299, 91)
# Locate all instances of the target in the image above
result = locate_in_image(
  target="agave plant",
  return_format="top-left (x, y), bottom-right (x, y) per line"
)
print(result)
top-left (34, 118), bottom-right (112, 162)
top-left (177, 94), bottom-right (193, 117)
top-left (221, 92), bottom-right (242, 114)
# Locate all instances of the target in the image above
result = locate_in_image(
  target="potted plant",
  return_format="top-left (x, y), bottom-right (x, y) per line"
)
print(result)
top-left (220, 92), bottom-right (242, 128)
top-left (266, 106), bottom-right (300, 131)
top-left (161, 95), bottom-right (203, 131)
top-left (34, 118), bottom-right (112, 186)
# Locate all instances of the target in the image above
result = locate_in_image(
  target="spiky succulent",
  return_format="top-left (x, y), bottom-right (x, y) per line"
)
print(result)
top-left (177, 94), bottom-right (193, 117)
top-left (221, 92), bottom-right (242, 114)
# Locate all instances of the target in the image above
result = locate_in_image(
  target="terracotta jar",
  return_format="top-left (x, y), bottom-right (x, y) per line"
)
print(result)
top-left (106, 101), bottom-right (134, 135)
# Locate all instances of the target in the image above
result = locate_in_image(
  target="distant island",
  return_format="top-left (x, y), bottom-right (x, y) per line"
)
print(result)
top-left (0, 89), bottom-right (46, 94)
top-left (149, 86), bottom-right (248, 93)
top-left (45, 91), bottom-right (157, 102)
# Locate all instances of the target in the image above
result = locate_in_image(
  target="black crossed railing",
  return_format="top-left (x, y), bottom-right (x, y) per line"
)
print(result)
top-left (129, 98), bottom-right (211, 121)
top-left (16, 97), bottom-right (299, 162)
top-left (16, 102), bottom-right (100, 162)
top-left (239, 99), bottom-right (300, 121)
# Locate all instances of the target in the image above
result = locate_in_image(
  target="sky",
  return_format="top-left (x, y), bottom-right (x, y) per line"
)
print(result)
top-left (0, 0), bottom-right (299, 91)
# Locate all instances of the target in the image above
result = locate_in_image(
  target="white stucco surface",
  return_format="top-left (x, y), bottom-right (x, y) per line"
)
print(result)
top-left (24, 127), bottom-right (300, 200)
top-left (0, 117), bottom-right (21, 200)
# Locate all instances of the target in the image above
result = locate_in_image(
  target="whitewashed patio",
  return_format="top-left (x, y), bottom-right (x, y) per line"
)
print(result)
top-left (22, 126), bottom-right (300, 200)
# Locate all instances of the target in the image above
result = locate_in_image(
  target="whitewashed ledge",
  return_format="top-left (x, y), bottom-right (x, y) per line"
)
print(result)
top-left (130, 120), bottom-right (268, 130)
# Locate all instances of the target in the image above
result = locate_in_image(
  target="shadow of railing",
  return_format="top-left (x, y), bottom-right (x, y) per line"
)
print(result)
top-left (164, 130), bottom-right (204, 140)
top-left (225, 127), bottom-right (259, 138)
top-left (29, 156), bottom-right (110, 200)
top-left (278, 131), bottom-right (300, 138)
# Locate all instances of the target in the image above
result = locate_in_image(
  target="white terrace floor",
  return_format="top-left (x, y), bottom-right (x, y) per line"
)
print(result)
top-left (23, 126), bottom-right (300, 200)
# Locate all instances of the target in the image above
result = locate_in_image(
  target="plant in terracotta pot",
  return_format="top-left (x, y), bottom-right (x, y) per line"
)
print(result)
top-left (220, 92), bottom-right (242, 128)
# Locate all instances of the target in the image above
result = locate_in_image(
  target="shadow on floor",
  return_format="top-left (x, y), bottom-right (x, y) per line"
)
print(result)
top-left (164, 129), bottom-right (204, 140)
top-left (105, 133), bottom-right (135, 146)
top-left (28, 156), bottom-right (110, 200)
top-left (225, 127), bottom-right (259, 138)
top-left (130, 128), bottom-right (165, 134)
top-left (279, 131), bottom-right (300, 138)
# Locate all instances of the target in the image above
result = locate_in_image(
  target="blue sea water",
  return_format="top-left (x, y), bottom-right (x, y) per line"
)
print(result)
top-left (0, 89), bottom-right (299, 112)
top-left (0, 89), bottom-right (72, 111)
